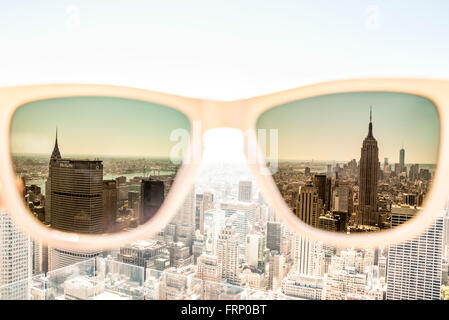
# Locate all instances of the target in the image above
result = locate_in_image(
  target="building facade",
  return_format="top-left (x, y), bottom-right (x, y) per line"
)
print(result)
top-left (386, 212), bottom-right (444, 300)
top-left (358, 110), bottom-right (379, 226)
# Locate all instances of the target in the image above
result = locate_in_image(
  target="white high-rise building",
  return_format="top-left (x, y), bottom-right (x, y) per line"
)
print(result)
top-left (203, 209), bottom-right (226, 255)
top-left (31, 240), bottom-right (45, 275)
top-left (0, 211), bottom-right (32, 299)
top-left (175, 186), bottom-right (195, 228)
top-left (221, 201), bottom-right (256, 259)
top-left (216, 223), bottom-right (240, 286)
top-left (238, 181), bottom-right (252, 202)
top-left (171, 187), bottom-right (195, 248)
top-left (386, 212), bottom-right (444, 300)
top-left (292, 235), bottom-right (324, 277)
top-left (245, 233), bottom-right (264, 267)
top-left (194, 192), bottom-right (214, 234)
top-left (268, 251), bottom-right (285, 290)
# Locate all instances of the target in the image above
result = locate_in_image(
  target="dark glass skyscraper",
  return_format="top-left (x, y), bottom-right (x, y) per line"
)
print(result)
top-left (313, 174), bottom-right (332, 211)
top-left (358, 109), bottom-right (379, 226)
top-left (45, 132), bottom-right (104, 271)
top-left (49, 159), bottom-right (104, 233)
top-left (102, 180), bottom-right (118, 232)
top-left (47, 132), bottom-right (104, 234)
top-left (139, 178), bottom-right (171, 225)
top-left (400, 147), bottom-right (405, 171)
top-left (266, 221), bottom-right (282, 253)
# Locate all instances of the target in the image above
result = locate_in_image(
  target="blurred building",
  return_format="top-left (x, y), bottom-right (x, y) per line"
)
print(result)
top-left (140, 179), bottom-right (166, 225)
top-left (46, 133), bottom-right (103, 270)
top-left (117, 240), bottom-right (166, 271)
top-left (216, 224), bottom-right (240, 286)
top-left (196, 254), bottom-right (222, 283)
top-left (281, 272), bottom-right (324, 300)
top-left (266, 221), bottom-right (281, 253)
top-left (386, 212), bottom-right (444, 300)
top-left (0, 211), bottom-right (31, 300)
top-left (238, 181), bottom-right (252, 202)
top-left (102, 180), bottom-right (118, 232)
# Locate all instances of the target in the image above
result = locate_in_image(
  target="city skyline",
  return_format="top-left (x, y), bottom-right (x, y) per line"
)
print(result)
top-left (2, 0), bottom-right (449, 301)
top-left (4, 151), bottom-right (447, 300)
top-left (3, 93), bottom-right (444, 299)
top-left (273, 108), bottom-right (434, 232)
top-left (257, 92), bottom-right (439, 164)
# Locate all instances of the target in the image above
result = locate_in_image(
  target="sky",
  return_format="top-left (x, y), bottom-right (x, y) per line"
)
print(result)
top-left (1, 1), bottom-right (449, 164)
top-left (1, 1), bottom-right (449, 100)
top-left (10, 97), bottom-right (190, 158)
top-left (256, 92), bottom-right (439, 164)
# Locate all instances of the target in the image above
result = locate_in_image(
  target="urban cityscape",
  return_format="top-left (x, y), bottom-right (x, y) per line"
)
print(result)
top-left (1, 123), bottom-right (448, 300)
top-left (273, 109), bottom-right (434, 233)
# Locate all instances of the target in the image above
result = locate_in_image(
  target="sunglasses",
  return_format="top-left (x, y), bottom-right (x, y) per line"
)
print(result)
top-left (0, 78), bottom-right (447, 250)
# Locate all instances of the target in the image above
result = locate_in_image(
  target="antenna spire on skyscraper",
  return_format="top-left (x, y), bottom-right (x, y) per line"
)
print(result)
top-left (368, 106), bottom-right (373, 138)
top-left (50, 126), bottom-right (62, 160)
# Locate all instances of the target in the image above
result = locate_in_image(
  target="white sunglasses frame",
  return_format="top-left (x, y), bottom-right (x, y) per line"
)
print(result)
top-left (0, 78), bottom-right (448, 250)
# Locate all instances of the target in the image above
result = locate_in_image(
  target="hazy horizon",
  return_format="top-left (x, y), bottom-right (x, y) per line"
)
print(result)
top-left (10, 96), bottom-right (191, 158)
top-left (12, 152), bottom-right (179, 161)
top-left (257, 92), bottom-right (439, 164)
top-left (271, 158), bottom-right (436, 166)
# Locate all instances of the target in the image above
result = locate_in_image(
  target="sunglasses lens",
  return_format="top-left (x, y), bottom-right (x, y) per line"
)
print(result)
top-left (256, 92), bottom-right (439, 233)
top-left (10, 96), bottom-right (190, 234)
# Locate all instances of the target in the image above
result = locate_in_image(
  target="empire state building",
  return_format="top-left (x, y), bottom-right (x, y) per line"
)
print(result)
top-left (358, 108), bottom-right (379, 226)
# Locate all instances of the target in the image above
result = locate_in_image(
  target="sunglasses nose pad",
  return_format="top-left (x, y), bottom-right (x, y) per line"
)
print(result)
top-left (201, 127), bottom-right (246, 164)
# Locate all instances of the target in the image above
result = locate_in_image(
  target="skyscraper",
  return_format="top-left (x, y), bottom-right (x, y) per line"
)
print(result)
top-left (409, 164), bottom-right (420, 181)
top-left (266, 221), bottom-right (282, 253)
top-left (314, 174), bottom-right (332, 211)
top-left (358, 108), bottom-right (379, 226)
top-left (0, 211), bottom-right (31, 300)
top-left (195, 192), bottom-right (214, 234)
top-left (46, 131), bottom-right (104, 233)
top-left (296, 182), bottom-right (319, 227)
top-left (45, 129), bottom-right (62, 225)
top-left (49, 159), bottom-right (104, 233)
top-left (399, 147), bottom-right (405, 171)
top-left (102, 180), bottom-right (118, 232)
top-left (292, 235), bottom-right (324, 277)
top-left (195, 194), bottom-right (204, 234)
top-left (173, 186), bottom-right (195, 248)
top-left (386, 211), bottom-right (444, 300)
top-left (238, 181), bottom-right (252, 202)
top-left (332, 182), bottom-right (353, 214)
top-left (246, 233), bottom-right (264, 267)
top-left (46, 132), bottom-right (103, 270)
top-left (174, 186), bottom-right (195, 227)
top-left (203, 192), bottom-right (214, 211)
top-left (268, 250), bottom-right (285, 290)
top-left (140, 179), bottom-right (166, 225)
top-left (216, 223), bottom-right (240, 286)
